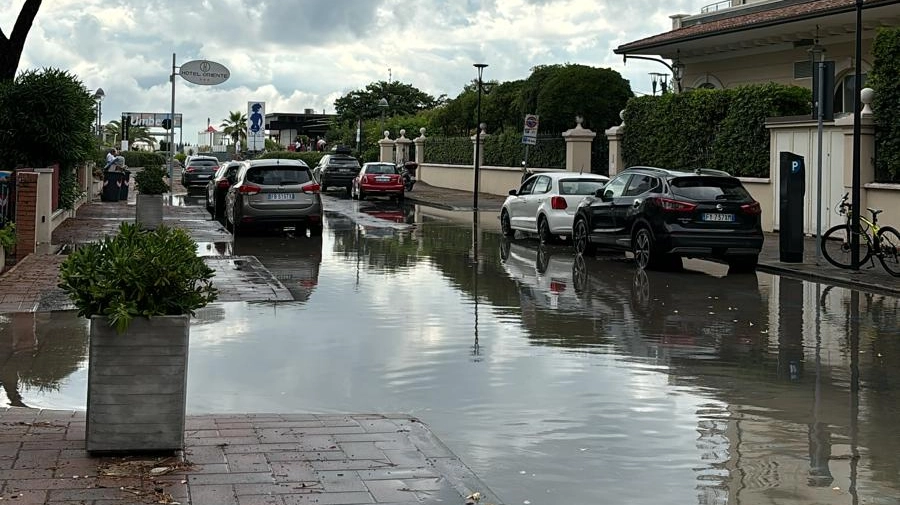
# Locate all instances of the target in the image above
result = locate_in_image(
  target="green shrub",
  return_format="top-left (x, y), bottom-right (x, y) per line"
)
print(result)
top-left (870, 27), bottom-right (900, 182)
top-left (58, 223), bottom-right (217, 333)
top-left (0, 223), bottom-right (14, 251)
top-left (257, 150), bottom-right (325, 166)
top-left (623, 84), bottom-right (810, 177)
top-left (425, 137), bottom-right (472, 165)
top-left (58, 167), bottom-right (85, 210)
top-left (122, 151), bottom-right (166, 168)
top-left (134, 165), bottom-right (170, 195)
top-left (484, 129), bottom-right (566, 169)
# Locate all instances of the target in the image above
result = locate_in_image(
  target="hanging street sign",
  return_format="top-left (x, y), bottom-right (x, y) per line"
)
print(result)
top-left (180, 60), bottom-right (230, 85)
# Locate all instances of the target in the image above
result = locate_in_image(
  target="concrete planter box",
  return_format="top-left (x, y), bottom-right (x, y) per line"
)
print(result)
top-left (135, 194), bottom-right (163, 230)
top-left (86, 314), bottom-right (189, 453)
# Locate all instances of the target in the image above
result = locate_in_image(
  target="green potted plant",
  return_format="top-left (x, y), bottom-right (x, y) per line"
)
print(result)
top-left (133, 164), bottom-right (169, 229)
top-left (58, 222), bottom-right (217, 453)
top-left (0, 222), bottom-right (14, 272)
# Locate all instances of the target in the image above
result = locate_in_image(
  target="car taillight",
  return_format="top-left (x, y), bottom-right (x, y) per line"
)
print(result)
top-left (238, 183), bottom-right (261, 195)
top-left (217, 180), bottom-right (230, 189)
top-left (652, 197), bottom-right (697, 212)
top-left (550, 280), bottom-right (566, 293)
top-left (362, 175), bottom-right (370, 183)
top-left (550, 196), bottom-right (567, 210)
top-left (185, 167), bottom-right (195, 173)
top-left (302, 183), bottom-right (321, 194)
top-left (741, 202), bottom-right (762, 215)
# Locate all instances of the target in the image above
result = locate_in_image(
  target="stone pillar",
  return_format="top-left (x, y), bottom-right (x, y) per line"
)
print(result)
top-left (470, 125), bottom-right (489, 168)
top-left (605, 125), bottom-right (625, 176)
top-left (395, 129), bottom-right (412, 164)
top-left (835, 107), bottom-right (876, 212)
top-left (413, 128), bottom-right (426, 164)
top-left (562, 117), bottom-right (597, 173)
top-left (35, 168), bottom-right (54, 250)
top-left (14, 171), bottom-right (38, 257)
top-left (378, 131), bottom-right (395, 163)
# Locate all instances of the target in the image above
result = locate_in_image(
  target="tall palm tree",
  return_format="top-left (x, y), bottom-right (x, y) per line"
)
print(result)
top-left (103, 120), bottom-right (156, 149)
top-left (220, 111), bottom-right (247, 149)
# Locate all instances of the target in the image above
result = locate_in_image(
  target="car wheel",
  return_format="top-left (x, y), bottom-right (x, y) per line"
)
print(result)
top-left (359, 188), bottom-right (366, 201)
top-left (205, 194), bottom-right (214, 213)
top-left (727, 255), bottom-right (758, 273)
top-left (321, 184), bottom-right (328, 193)
top-left (499, 237), bottom-right (511, 262)
top-left (538, 216), bottom-right (555, 244)
top-left (309, 223), bottom-right (324, 237)
top-left (345, 184), bottom-right (353, 196)
top-left (573, 218), bottom-right (595, 255)
top-left (633, 227), bottom-right (657, 270)
top-left (500, 210), bottom-right (515, 237)
top-left (397, 192), bottom-right (405, 203)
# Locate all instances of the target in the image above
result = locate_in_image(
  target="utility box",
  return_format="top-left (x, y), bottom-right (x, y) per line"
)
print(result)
top-left (779, 152), bottom-right (806, 263)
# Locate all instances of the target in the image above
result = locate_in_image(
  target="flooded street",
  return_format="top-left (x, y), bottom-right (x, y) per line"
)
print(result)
top-left (2, 200), bottom-right (900, 505)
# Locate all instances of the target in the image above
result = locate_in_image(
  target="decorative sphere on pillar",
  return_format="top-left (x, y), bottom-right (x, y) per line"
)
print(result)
top-left (860, 87), bottom-right (875, 115)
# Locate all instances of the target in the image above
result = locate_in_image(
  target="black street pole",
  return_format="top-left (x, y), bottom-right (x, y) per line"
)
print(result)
top-left (851, 0), bottom-right (863, 270)
top-left (473, 63), bottom-right (487, 211)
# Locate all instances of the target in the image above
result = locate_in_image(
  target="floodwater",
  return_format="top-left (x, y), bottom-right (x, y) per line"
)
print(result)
top-left (3, 200), bottom-right (900, 505)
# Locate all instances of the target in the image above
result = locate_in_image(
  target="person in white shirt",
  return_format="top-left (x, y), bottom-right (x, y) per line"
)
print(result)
top-left (104, 148), bottom-right (118, 171)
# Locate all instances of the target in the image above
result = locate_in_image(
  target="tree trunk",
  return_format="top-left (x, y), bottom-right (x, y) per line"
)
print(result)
top-left (0, 0), bottom-right (43, 81)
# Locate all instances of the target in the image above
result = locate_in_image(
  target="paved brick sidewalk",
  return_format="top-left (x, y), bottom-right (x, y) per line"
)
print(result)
top-left (0, 407), bottom-right (502, 505)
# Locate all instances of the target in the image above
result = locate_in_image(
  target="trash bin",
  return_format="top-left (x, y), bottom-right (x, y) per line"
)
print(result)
top-left (779, 152), bottom-right (805, 263)
top-left (101, 171), bottom-right (125, 202)
top-left (119, 170), bottom-right (131, 201)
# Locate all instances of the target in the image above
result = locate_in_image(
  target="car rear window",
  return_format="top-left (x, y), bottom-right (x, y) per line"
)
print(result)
top-left (670, 176), bottom-right (751, 201)
top-left (365, 164), bottom-right (398, 175)
top-left (559, 179), bottom-right (607, 195)
top-left (327, 156), bottom-right (359, 167)
top-left (245, 167), bottom-right (312, 185)
top-left (189, 160), bottom-right (218, 167)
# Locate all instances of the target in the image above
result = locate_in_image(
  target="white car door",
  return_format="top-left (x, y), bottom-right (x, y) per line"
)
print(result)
top-left (508, 176), bottom-right (538, 229)
top-left (522, 175), bottom-right (552, 232)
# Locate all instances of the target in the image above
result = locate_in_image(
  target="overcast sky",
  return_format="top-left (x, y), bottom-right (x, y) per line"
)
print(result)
top-left (4, 0), bottom-right (709, 144)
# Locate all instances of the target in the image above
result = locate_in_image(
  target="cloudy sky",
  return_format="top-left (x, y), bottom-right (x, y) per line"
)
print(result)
top-left (4, 0), bottom-right (709, 143)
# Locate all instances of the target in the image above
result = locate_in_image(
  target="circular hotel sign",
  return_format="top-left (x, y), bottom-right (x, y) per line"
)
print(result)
top-left (180, 60), bottom-right (230, 85)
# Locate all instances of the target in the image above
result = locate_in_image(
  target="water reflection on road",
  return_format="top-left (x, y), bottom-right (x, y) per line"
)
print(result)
top-left (2, 204), bottom-right (900, 505)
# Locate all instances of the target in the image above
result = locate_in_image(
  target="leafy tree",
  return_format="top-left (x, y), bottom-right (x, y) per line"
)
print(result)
top-left (532, 64), bottom-right (633, 133)
top-left (0, 68), bottom-right (95, 169)
top-left (103, 120), bottom-right (155, 149)
top-left (334, 80), bottom-right (443, 126)
top-left (870, 27), bottom-right (900, 182)
top-left (0, 0), bottom-right (42, 81)
top-left (220, 110), bottom-right (247, 149)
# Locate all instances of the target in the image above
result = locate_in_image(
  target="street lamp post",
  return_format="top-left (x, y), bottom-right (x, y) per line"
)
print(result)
top-left (473, 63), bottom-right (488, 211)
top-left (850, 0), bottom-right (863, 270)
top-left (378, 98), bottom-right (388, 141)
top-left (92, 88), bottom-right (105, 151)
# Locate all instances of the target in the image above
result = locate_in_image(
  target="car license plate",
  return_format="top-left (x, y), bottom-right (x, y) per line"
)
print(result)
top-left (267, 193), bottom-right (295, 201)
top-left (702, 213), bottom-right (734, 222)
top-left (197, 175), bottom-right (210, 179)
top-left (376, 176), bottom-right (390, 182)
top-left (339, 168), bottom-right (352, 172)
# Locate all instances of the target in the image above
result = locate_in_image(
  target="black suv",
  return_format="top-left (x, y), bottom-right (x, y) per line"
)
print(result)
top-left (572, 166), bottom-right (764, 271)
top-left (313, 151), bottom-right (360, 193)
top-left (181, 156), bottom-right (219, 189)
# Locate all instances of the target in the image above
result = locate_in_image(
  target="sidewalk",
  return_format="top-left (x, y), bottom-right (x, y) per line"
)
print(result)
top-left (0, 407), bottom-right (501, 505)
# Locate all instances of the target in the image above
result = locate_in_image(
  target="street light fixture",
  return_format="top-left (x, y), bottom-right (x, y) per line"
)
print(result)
top-left (473, 63), bottom-right (488, 211)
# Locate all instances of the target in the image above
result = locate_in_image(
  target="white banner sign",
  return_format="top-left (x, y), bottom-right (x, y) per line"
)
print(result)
top-left (247, 101), bottom-right (266, 151)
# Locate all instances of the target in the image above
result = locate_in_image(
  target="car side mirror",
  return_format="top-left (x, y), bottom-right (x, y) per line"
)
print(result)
top-left (594, 188), bottom-right (605, 198)
top-left (508, 189), bottom-right (517, 196)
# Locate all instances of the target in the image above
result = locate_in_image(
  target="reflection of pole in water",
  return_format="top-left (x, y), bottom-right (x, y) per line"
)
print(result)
top-left (471, 212), bottom-right (480, 359)
top-left (777, 277), bottom-right (804, 380)
top-left (808, 283), bottom-right (834, 486)
top-left (849, 290), bottom-right (860, 505)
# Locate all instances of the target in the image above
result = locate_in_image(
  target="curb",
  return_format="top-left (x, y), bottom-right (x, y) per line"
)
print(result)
top-left (757, 262), bottom-right (900, 296)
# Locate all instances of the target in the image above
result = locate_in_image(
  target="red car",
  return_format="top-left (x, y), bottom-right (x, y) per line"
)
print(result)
top-left (350, 162), bottom-right (404, 201)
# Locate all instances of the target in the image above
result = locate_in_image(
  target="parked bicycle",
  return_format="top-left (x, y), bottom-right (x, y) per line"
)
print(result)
top-left (820, 192), bottom-right (900, 276)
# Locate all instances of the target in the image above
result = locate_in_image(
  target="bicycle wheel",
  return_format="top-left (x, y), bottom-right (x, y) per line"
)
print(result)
top-left (821, 224), bottom-right (872, 268)
top-left (876, 226), bottom-right (900, 276)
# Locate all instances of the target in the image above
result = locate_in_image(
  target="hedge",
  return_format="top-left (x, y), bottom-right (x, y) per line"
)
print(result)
top-left (622, 83), bottom-right (810, 178)
top-left (257, 151), bottom-right (326, 166)
top-left (870, 27), bottom-right (900, 182)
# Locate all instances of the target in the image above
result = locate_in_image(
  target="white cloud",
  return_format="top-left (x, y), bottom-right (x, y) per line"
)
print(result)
top-left (3, 0), bottom-right (705, 141)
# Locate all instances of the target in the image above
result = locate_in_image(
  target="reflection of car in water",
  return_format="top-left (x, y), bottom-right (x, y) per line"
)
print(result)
top-left (500, 239), bottom-right (580, 312)
top-left (572, 255), bottom-right (766, 358)
top-left (232, 235), bottom-right (322, 302)
top-left (361, 203), bottom-right (415, 225)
